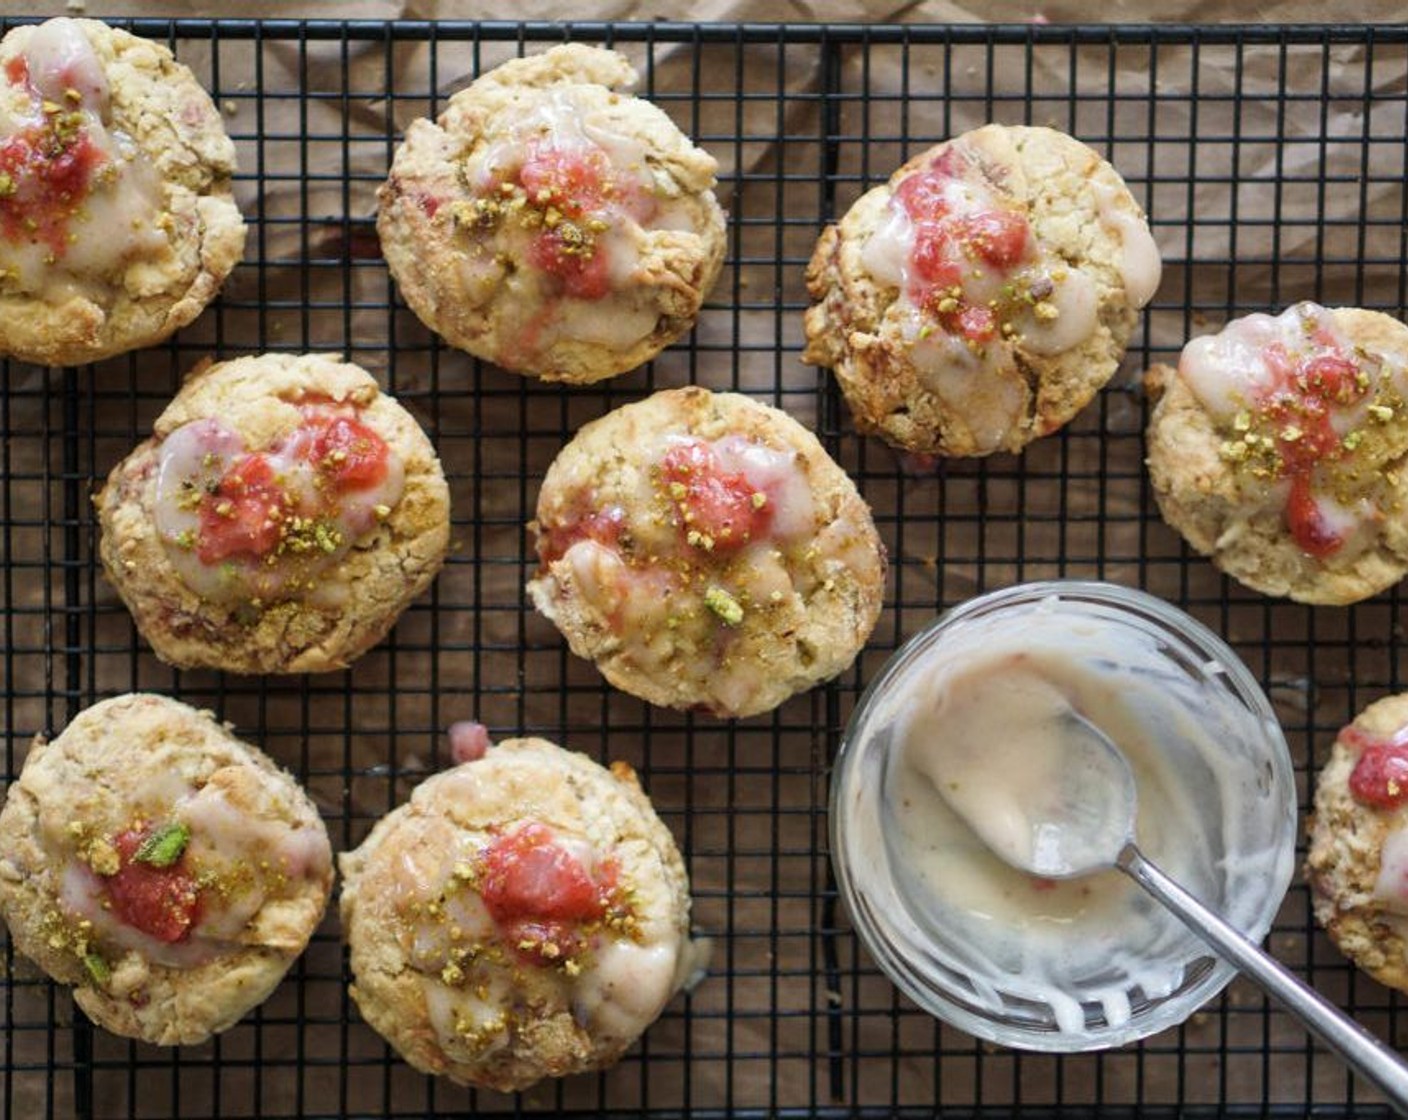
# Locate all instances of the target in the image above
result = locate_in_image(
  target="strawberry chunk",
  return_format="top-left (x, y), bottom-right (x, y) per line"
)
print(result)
top-left (480, 823), bottom-right (611, 966)
top-left (1350, 744), bottom-right (1408, 809)
top-left (517, 146), bottom-right (611, 218)
top-left (660, 440), bottom-right (772, 552)
top-left (894, 151), bottom-right (965, 221)
top-left (447, 720), bottom-right (491, 765)
top-left (527, 229), bottom-right (612, 300)
top-left (910, 222), bottom-right (962, 289)
top-left (305, 412), bottom-right (390, 490)
top-left (960, 210), bottom-right (1029, 269)
top-left (1301, 355), bottom-right (1362, 406)
top-left (946, 303), bottom-right (997, 343)
top-left (481, 824), bottom-right (603, 923)
top-left (104, 829), bottom-right (200, 944)
top-left (197, 454), bottom-right (286, 564)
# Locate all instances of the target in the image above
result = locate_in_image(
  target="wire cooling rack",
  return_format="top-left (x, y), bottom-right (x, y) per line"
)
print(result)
top-left (2, 17), bottom-right (1407, 1119)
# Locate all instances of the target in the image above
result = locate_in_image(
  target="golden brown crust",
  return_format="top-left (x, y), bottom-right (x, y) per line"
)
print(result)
top-left (0, 694), bottom-right (332, 1045)
top-left (803, 124), bottom-right (1156, 456)
top-left (339, 738), bottom-right (698, 1092)
top-left (1145, 307), bottom-right (1408, 605)
top-left (377, 43), bottom-right (725, 384)
top-left (0, 19), bottom-right (245, 366)
top-left (1307, 693), bottom-right (1408, 993)
top-left (527, 386), bottom-right (886, 718)
top-left (95, 353), bottom-right (451, 673)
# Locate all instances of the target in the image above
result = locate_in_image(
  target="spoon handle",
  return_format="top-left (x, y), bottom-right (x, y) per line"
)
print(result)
top-left (1117, 841), bottom-right (1408, 1110)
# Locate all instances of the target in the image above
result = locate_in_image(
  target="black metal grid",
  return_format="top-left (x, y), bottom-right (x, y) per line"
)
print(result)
top-left (0, 18), bottom-right (1405, 1118)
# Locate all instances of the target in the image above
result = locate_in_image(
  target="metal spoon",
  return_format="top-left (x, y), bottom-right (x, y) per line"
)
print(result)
top-left (940, 707), bottom-right (1408, 1109)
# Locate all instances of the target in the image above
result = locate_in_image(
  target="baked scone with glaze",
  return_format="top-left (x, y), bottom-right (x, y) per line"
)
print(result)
top-left (803, 124), bottom-right (1160, 456)
top-left (0, 693), bottom-right (333, 1045)
top-left (1307, 693), bottom-right (1408, 993)
top-left (96, 352), bottom-right (451, 674)
top-left (340, 736), bottom-right (702, 1092)
top-left (1146, 302), bottom-right (1408, 605)
top-left (0, 17), bottom-right (245, 367)
top-left (527, 386), bottom-right (886, 718)
top-left (378, 43), bottom-right (725, 384)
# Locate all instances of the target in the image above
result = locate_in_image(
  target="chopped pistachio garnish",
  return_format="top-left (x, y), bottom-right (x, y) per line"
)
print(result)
top-left (704, 586), bottom-right (744, 626)
top-left (85, 837), bottom-right (120, 877)
top-left (82, 952), bottom-right (110, 986)
top-left (133, 821), bottom-right (190, 868)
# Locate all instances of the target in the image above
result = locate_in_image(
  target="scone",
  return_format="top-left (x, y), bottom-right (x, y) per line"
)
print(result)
top-left (340, 737), bottom-right (701, 1092)
top-left (0, 694), bottom-right (333, 1045)
top-left (96, 352), bottom-right (451, 674)
top-left (1146, 302), bottom-right (1408, 605)
top-left (378, 43), bottom-right (725, 384)
top-left (1307, 693), bottom-right (1408, 993)
top-left (527, 386), bottom-right (886, 718)
top-left (0, 17), bottom-right (245, 366)
top-left (803, 124), bottom-right (1161, 456)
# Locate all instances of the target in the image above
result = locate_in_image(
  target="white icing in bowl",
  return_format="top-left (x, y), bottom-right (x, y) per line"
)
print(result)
top-left (829, 581), bottom-right (1296, 1051)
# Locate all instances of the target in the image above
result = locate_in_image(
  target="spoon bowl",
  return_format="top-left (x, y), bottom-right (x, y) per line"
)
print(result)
top-left (945, 707), bottom-right (1140, 880)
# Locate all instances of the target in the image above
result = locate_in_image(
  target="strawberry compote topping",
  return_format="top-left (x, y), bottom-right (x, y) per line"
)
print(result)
top-left (0, 19), bottom-right (165, 286)
top-left (1183, 303), bottom-right (1406, 560)
top-left (104, 827), bottom-right (200, 944)
top-left (454, 142), bottom-right (640, 304)
top-left (0, 45), bottom-right (107, 258)
top-left (1343, 723), bottom-right (1408, 810)
top-left (891, 149), bottom-right (1033, 345)
top-left (153, 404), bottom-right (404, 608)
top-left (478, 822), bottom-right (621, 966)
top-left (893, 155), bottom-right (1032, 345)
top-left (533, 430), bottom-right (816, 652)
top-left (861, 141), bottom-right (1100, 371)
top-left (518, 146), bottom-right (617, 300)
top-left (660, 440), bottom-right (773, 554)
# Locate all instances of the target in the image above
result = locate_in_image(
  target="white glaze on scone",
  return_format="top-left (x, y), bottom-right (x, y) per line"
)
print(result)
top-left (527, 386), bottom-right (886, 718)
top-left (1308, 693), bottom-right (1408, 994)
top-left (804, 124), bottom-right (1160, 457)
top-left (0, 18), bottom-right (245, 366)
top-left (378, 43), bottom-right (725, 384)
top-left (1146, 303), bottom-right (1408, 605)
top-left (96, 353), bottom-right (451, 674)
top-left (339, 738), bottom-right (702, 1092)
top-left (0, 694), bottom-right (332, 1045)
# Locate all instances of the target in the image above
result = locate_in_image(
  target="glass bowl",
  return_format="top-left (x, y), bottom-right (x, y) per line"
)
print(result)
top-left (829, 580), bottom-right (1297, 1051)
